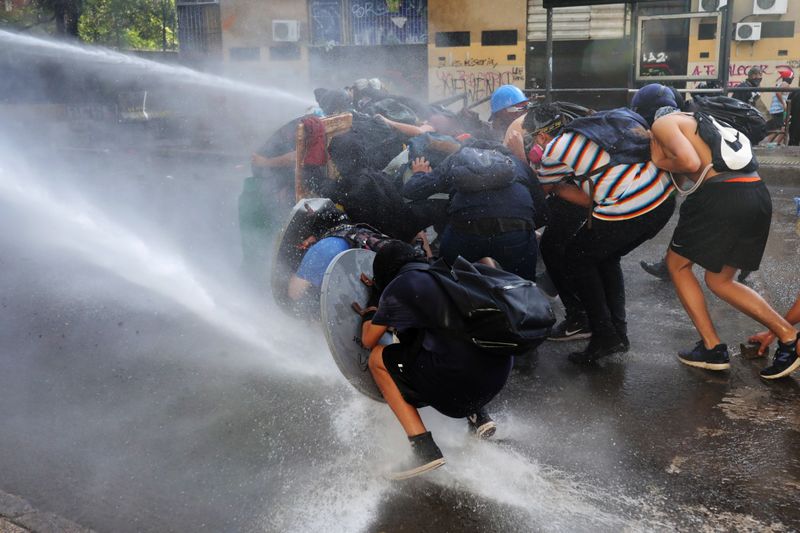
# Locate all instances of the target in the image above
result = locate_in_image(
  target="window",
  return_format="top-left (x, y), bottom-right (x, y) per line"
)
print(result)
top-left (435, 31), bottom-right (470, 47)
top-left (698, 23), bottom-right (716, 41)
top-left (229, 47), bottom-right (260, 61)
top-left (481, 30), bottom-right (517, 46)
top-left (761, 21), bottom-right (795, 39)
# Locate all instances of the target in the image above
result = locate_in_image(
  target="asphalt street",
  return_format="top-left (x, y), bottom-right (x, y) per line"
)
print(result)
top-left (0, 148), bottom-right (798, 532)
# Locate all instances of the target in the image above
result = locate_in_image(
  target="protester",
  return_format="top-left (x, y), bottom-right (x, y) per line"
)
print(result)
top-left (355, 240), bottom-right (512, 479)
top-left (521, 103), bottom-right (593, 341)
top-left (731, 66), bottom-right (763, 107)
top-left (403, 139), bottom-right (545, 280)
top-left (767, 67), bottom-right (794, 131)
top-left (648, 107), bottom-right (800, 379)
top-left (319, 131), bottom-right (424, 242)
top-left (489, 84), bottom-right (528, 139)
top-left (535, 85), bottom-right (677, 363)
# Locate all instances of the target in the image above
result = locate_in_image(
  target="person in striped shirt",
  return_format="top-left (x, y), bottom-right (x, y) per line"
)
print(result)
top-left (532, 101), bottom-right (676, 364)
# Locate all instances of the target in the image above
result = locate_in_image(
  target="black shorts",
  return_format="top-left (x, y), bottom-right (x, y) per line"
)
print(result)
top-left (669, 178), bottom-right (772, 273)
top-left (381, 342), bottom-right (430, 409)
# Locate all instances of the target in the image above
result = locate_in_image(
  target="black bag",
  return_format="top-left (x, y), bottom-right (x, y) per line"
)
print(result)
top-left (402, 257), bottom-right (555, 356)
top-left (692, 96), bottom-right (767, 145)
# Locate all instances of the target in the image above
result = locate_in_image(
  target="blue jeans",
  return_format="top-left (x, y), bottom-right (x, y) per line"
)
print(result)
top-left (440, 226), bottom-right (538, 281)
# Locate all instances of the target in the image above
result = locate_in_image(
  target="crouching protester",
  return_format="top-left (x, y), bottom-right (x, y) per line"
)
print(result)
top-left (536, 89), bottom-right (677, 364)
top-left (649, 103), bottom-right (800, 379)
top-left (403, 139), bottom-right (546, 281)
top-left (355, 241), bottom-right (513, 480)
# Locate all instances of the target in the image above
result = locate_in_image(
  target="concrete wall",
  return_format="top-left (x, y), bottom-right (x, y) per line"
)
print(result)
top-left (427, 0), bottom-right (526, 109)
top-left (219, 0), bottom-right (310, 90)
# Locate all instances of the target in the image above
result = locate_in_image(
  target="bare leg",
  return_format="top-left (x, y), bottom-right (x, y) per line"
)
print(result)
top-left (666, 249), bottom-right (721, 349)
top-left (705, 266), bottom-right (798, 344)
top-left (368, 345), bottom-right (426, 437)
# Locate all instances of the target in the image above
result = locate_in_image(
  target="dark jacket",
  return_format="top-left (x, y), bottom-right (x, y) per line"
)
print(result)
top-left (403, 143), bottom-right (546, 227)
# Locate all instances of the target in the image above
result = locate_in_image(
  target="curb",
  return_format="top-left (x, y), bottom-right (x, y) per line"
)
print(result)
top-left (0, 491), bottom-right (93, 533)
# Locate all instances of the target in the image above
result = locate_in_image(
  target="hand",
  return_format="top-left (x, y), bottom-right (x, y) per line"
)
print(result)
top-left (360, 272), bottom-right (380, 307)
top-left (251, 153), bottom-right (270, 167)
top-left (411, 156), bottom-right (432, 174)
top-left (351, 301), bottom-right (378, 318)
top-left (747, 330), bottom-right (776, 356)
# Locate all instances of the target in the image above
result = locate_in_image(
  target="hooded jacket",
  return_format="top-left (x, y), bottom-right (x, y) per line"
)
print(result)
top-left (403, 142), bottom-right (545, 227)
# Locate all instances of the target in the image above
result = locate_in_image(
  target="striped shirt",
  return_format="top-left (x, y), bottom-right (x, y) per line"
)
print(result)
top-left (538, 132), bottom-right (674, 221)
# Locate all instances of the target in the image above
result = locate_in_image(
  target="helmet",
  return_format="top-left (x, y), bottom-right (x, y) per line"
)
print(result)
top-left (777, 66), bottom-right (794, 80)
top-left (631, 83), bottom-right (678, 126)
top-left (490, 85), bottom-right (528, 116)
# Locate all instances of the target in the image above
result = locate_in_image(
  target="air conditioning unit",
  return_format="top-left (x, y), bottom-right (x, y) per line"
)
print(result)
top-left (698, 0), bottom-right (727, 12)
top-left (272, 20), bottom-right (300, 42)
top-left (753, 0), bottom-right (788, 15)
top-left (735, 22), bottom-right (762, 41)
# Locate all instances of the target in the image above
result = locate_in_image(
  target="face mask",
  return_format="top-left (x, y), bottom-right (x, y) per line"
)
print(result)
top-left (528, 144), bottom-right (544, 165)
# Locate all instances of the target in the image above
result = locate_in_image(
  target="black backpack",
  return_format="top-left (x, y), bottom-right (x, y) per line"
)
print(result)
top-left (692, 96), bottom-right (767, 145)
top-left (402, 256), bottom-right (555, 356)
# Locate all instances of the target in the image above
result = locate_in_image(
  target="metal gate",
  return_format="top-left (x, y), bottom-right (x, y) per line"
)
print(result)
top-left (177, 0), bottom-right (222, 57)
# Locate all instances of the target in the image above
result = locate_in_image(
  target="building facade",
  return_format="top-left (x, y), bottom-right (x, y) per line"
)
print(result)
top-left (211, 0), bottom-right (799, 107)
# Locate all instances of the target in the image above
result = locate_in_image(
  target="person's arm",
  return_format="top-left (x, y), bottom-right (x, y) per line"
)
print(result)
top-left (550, 182), bottom-right (592, 207)
top-left (402, 157), bottom-right (450, 200)
top-left (649, 119), bottom-right (702, 174)
top-left (376, 114), bottom-right (434, 137)
top-left (287, 274), bottom-right (312, 301)
top-left (361, 320), bottom-right (388, 349)
top-left (251, 151), bottom-right (296, 168)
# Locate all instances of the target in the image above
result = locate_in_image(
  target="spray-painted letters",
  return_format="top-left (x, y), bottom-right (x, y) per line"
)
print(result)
top-left (431, 66), bottom-right (524, 104)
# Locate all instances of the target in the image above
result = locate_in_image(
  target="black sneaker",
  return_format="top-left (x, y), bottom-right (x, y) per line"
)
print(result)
top-left (760, 334), bottom-right (800, 380)
top-left (387, 431), bottom-right (445, 481)
top-left (639, 259), bottom-right (670, 281)
top-left (548, 317), bottom-right (592, 341)
top-left (567, 333), bottom-right (628, 364)
top-left (677, 341), bottom-right (730, 370)
top-left (467, 409), bottom-right (497, 439)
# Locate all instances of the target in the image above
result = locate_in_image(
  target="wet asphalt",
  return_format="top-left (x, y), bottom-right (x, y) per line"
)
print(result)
top-left (0, 148), bottom-right (798, 532)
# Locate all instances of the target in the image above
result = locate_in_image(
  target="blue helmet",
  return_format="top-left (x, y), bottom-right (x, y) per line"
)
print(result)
top-left (490, 84), bottom-right (528, 116)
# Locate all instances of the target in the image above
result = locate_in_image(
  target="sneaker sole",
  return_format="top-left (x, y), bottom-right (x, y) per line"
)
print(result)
top-left (677, 356), bottom-right (730, 371)
top-left (547, 332), bottom-right (592, 342)
top-left (473, 421), bottom-right (497, 439)
top-left (387, 458), bottom-right (446, 481)
top-left (760, 357), bottom-right (800, 380)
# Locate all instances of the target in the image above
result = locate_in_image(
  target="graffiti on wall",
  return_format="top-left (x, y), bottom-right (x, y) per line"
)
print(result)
top-left (689, 60), bottom-right (800, 86)
top-left (431, 65), bottom-right (524, 104)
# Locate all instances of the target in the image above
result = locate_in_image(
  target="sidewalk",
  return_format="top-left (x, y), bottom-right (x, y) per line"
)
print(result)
top-left (756, 144), bottom-right (800, 185)
top-left (0, 491), bottom-right (92, 533)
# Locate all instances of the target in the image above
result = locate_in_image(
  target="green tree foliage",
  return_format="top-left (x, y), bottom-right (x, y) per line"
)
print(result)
top-left (0, 0), bottom-right (82, 36)
top-left (78, 0), bottom-right (177, 50)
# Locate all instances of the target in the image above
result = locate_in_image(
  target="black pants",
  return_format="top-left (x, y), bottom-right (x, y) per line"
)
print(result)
top-left (539, 196), bottom-right (588, 321)
top-left (563, 196), bottom-right (676, 339)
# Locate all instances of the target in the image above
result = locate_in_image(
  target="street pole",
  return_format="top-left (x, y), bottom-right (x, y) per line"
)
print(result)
top-left (545, 6), bottom-right (553, 103)
top-left (718, 0), bottom-right (733, 88)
